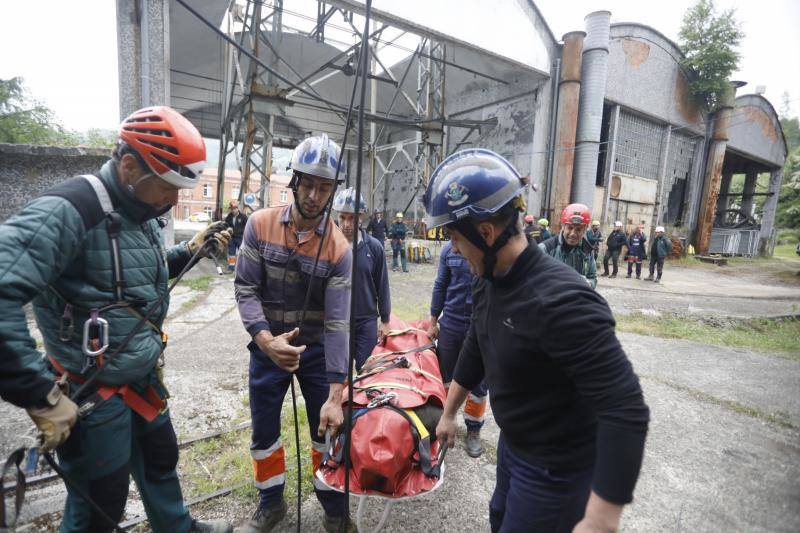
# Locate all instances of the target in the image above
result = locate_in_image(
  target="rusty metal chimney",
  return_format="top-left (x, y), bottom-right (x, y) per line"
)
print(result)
top-left (571, 11), bottom-right (611, 212)
top-left (695, 80), bottom-right (746, 255)
top-left (549, 31), bottom-right (585, 227)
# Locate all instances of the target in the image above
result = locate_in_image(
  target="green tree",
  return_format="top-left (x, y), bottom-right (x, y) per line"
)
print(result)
top-left (777, 146), bottom-right (800, 229)
top-left (0, 77), bottom-right (77, 145)
top-left (679, 0), bottom-right (744, 110)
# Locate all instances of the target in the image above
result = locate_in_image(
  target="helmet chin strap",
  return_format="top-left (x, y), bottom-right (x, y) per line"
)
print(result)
top-left (452, 219), bottom-right (519, 281)
top-left (125, 172), bottom-right (155, 197)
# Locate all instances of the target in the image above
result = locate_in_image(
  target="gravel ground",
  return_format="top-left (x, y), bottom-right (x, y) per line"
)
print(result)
top-left (3, 250), bottom-right (799, 531)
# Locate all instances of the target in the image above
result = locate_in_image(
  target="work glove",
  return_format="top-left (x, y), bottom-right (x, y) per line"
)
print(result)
top-left (26, 385), bottom-right (78, 452)
top-left (188, 221), bottom-right (233, 258)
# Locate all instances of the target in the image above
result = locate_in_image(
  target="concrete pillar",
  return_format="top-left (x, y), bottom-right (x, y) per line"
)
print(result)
top-left (741, 170), bottom-right (758, 217)
top-left (759, 168), bottom-right (783, 255)
top-left (572, 11), bottom-right (611, 212)
top-left (549, 31), bottom-right (585, 228)
top-left (695, 81), bottom-right (745, 255)
top-left (116, 0), bottom-right (170, 117)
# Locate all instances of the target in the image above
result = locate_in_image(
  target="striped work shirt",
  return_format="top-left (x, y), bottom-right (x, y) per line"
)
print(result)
top-left (235, 205), bottom-right (352, 383)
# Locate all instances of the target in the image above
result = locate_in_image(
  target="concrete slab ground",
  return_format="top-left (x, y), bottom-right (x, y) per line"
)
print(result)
top-left (2, 251), bottom-right (799, 531)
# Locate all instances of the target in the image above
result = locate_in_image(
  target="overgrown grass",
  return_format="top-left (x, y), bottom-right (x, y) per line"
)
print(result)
top-left (179, 395), bottom-right (314, 504)
top-left (180, 275), bottom-right (215, 292)
top-left (774, 243), bottom-right (799, 260)
top-left (616, 313), bottom-right (800, 360)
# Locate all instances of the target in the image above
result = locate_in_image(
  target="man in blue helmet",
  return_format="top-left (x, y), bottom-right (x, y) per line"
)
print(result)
top-left (427, 149), bottom-right (649, 533)
top-left (234, 135), bottom-right (354, 532)
top-left (428, 240), bottom-right (487, 457)
top-left (333, 187), bottom-right (392, 370)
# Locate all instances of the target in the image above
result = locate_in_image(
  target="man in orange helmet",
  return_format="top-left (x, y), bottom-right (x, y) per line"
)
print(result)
top-left (0, 106), bottom-right (232, 532)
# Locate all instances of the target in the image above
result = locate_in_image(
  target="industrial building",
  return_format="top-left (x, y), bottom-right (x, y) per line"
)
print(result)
top-left (116, 0), bottom-right (787, 255)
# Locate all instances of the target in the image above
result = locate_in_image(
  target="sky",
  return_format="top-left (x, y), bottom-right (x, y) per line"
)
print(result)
top-left (0, 0), bottom-right (798, 133)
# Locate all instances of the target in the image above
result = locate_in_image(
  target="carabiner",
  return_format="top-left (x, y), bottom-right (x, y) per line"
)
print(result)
top-left (82, 314), bottom-right (109, 357)
top-left (366, 391), bottom-right (397, 409)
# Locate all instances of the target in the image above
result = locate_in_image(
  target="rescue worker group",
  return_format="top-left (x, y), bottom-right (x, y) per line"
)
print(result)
top-left (1, 106), bottom-right (650, 533)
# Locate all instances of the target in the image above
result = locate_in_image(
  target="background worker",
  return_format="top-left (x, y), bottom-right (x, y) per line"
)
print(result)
top-left (601, 221), bottom-right (627, 278)
top-left (425, 148), bottom-right (649, 533)
top-left (587, 220), bottom-right (603, 260)
top-left (538, 218), bottom-right (552, 241)
top-left (389, 212), bottom-right (409, 273)
top-left (234, 135), bottom-right (354, 533)
top-left (428, 241), bottom-right (487, 458)
top-left (0, 106), bottom-right (232, 533)
top-left (333, 188), bottom-right (392, 370)
top-left (626, 225), bottom-right (647, 279)
top-left (646, 226), bottom-right (673, 283)
top-left (225, 199), bottom-right (248, 271)
top-left (539, 203), bottom-right (598, 289)
top-left (523, 214), bottom-right (543, 244)
top-left (366, 208), bottom-right (388, 247)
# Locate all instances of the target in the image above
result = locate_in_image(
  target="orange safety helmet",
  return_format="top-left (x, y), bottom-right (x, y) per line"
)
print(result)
top-left (118, 106), bottom-right (206, 189)
top-left (560, 203), bottom-right (591, 226)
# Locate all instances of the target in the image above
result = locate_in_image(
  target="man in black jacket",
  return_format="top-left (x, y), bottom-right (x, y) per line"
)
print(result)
top-left (601, 221), bottom-right (627, 278)
top-left (366, 208), bottom-right (388, 247)
top-left (224, 200), bottom-right (248, 271)
top-left (424, 149), bottom-right (649, 533)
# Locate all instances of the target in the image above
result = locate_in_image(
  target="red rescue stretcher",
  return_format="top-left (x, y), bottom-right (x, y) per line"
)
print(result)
top-left (316, 316), bottom-right (447, 532)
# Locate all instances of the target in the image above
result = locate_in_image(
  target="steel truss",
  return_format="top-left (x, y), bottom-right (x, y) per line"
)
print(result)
top-left (215, 0), bottom-right (494, 214)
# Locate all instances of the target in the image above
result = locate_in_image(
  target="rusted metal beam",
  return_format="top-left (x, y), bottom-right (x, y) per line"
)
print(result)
top-left (549, 31), bottom-right (585, 230)
top-left (695, 81), bottom-right (746, 255)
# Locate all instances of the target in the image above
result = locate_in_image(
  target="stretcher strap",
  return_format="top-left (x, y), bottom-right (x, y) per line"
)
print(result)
top-left (364, 342), bottom-right (436, 364)
top-left (354, 382), bottom-right (428, 398)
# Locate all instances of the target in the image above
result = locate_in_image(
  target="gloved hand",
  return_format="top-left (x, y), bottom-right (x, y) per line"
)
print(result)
top-left (26, 385), bottom-right (78, 452)
top-left (188, 221), bottom-right (233, 257)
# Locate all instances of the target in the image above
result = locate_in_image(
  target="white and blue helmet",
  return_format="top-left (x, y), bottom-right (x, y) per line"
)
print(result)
top-left (332, 187), bottom-right (366, 214)
top-left (288, 134), bottom-right (346, 183)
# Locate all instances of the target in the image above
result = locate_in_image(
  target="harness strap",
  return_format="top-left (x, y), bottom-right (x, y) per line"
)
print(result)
top-left (354, 382), bottom-right (428, 398)
top-left (363, 342), bottom-right (436, 364)
top-left (48, 356), bottom-right (165, 422)
top-left (355, 356), bottom-right (442, 385)
top-left (0, 448), bottom-right (26, 529)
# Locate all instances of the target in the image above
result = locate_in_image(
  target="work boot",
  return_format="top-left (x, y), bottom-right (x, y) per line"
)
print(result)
top-left (645, 275), bottom-right (654, 281)
top-left (601, 272), bottom-right (609, 277)
top-left (609, 273), bottom-right (617, 279)
top-left (190, 519), bottom-right (233, 533)
top-left (636, 275), bottom-right (641, 280)
top-left (655, 277), bottom-right (661, 283)
top-left (322, 513), bottom-right (356, 533)
top-left (466, 430), bottom-right (484, 458)
top-left (236, 500), bottom-right (288, 533)
top-left (626, 273), bottom-right (631, 279)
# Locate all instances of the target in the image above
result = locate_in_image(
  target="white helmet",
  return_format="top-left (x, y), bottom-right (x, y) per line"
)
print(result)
top-left (614, 221), bottom-right (623, 227)
top-left (656, 226), bottom-right (665, 233)
top-left (333, 187), bottom-right (366, 214)
top-left (288, 134), bottom-right (346, 182)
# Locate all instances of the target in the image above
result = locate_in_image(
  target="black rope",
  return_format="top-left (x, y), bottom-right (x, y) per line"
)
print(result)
top-left (343, 2), bottom-right (372, 530)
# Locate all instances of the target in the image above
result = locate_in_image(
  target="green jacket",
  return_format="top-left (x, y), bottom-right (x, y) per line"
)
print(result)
top-left (651, 235), bottom-right (673, 259)
top-left (0, 160), bottom-right (193, 408)
top-left (538, 234), bottom-right (598, 289)
top-left (389, 222), bottom-right (407, 241)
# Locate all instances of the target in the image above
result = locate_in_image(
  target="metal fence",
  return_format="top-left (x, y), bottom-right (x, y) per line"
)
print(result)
top-left (709, 228), bottom-right (761, 256)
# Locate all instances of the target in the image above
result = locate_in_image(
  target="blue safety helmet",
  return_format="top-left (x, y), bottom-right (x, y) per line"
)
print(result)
top-left (332, 187), bottom-right (366, 214)
top-left (423, 149), bottom-right (525, 229)
top-left (288, 134), bottom-right (346, 184)
top-left (423, 149), bottom-right (527, 281)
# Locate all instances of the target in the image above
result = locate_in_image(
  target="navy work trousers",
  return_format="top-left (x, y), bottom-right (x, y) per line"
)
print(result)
top-left (489, 434), bottom-right (592, 533)
top-left (248, 343), bottom-right (344, 516)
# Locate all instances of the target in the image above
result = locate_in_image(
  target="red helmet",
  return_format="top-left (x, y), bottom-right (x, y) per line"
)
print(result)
top-left (119, 106), bottom-right (206, 189)
top-left (560, 203), bottom-right (591, 226)
top-left (524, 214), bottom-right (534, 223)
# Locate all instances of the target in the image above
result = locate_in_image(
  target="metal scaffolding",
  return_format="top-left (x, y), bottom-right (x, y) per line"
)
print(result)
top-left (209, 0), bottom-right (499, 215)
